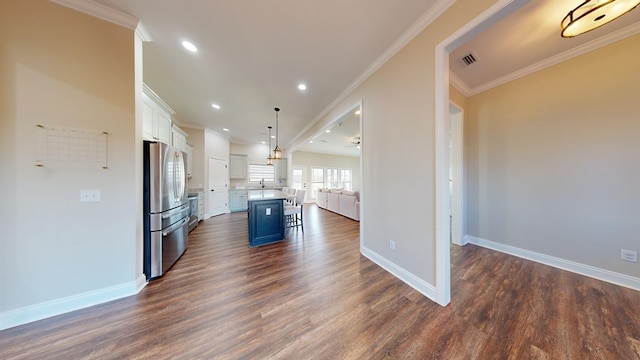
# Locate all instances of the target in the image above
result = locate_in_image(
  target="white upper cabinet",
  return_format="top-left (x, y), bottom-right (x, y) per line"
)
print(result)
top-left (172, 124), bottom-right (187, 151)
top-left (277, 158), bottom-right (287, 180)
top-left (142, 84), bottom-right (175, 145)
top-left (171, 124), bottom-right (191, 177)
top-left (229, 154), bottom-right (247, 179)
top-left (142, 99), bottom-right (155, 140)
top-left (156, 110), bottom-right (172, 144)
top-left (185, 144), bottom-right (193, 178)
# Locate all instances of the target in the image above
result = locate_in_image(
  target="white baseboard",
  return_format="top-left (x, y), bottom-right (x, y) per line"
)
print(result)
top-left (464, 235), bottom-right (640, 292)
top-left (0, 274), bottom-right (147, 331)
top-left (361, 246), bottom-right (437, 302)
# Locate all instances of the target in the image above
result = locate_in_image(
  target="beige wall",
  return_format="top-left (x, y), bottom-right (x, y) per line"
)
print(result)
top-left (449, 84), bottom-right (467, 109)
top-left (292, 0), bottom-right (499, 286)
top-left (1, 0), bottom-right (138, 324)
top-left (465, 34), bottom-right (640, 277)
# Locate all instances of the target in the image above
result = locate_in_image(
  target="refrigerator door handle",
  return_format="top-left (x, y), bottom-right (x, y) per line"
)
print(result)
top-left (161, 203), bottom-right (189, 219)
top-left (163, 217), bottom-right (189, 236)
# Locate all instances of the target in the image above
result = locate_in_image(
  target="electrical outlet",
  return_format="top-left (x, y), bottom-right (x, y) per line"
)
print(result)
top-left (620, 249), bottom-right (638, 263)
top-left (80, 190), bottom-right (101, 202)
top-left (389, 240), bottom-right (396, 250)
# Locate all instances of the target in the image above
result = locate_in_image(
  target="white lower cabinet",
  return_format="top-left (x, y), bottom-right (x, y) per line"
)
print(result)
top-left (229, 190), bottom-right (248, 212)
top-left (189, 189), bottom-right (205, 221)
top-left (197, 191), bottom-right (205, 220)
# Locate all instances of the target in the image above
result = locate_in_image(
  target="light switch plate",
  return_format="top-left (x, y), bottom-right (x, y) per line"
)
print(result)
top-left (80, 190), bottom-right (101, 202)
top-left (266, 208), bottom-right (271, 215)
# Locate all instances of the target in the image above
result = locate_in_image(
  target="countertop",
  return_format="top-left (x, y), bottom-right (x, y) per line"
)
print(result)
top-left (247, 189), bottom-right (289, 201)
top-left (231, 187), bottom-right (282, 191)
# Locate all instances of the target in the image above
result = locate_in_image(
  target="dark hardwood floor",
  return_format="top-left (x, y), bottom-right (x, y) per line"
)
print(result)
top-left (1, 204), bottom-right (639, 359)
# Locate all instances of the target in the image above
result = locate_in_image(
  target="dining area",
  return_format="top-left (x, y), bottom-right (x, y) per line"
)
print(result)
top-left (247, 187), bottom-right (305, 247)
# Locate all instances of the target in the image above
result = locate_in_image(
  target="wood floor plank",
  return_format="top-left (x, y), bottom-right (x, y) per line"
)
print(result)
top-left (1, 204), bottom-right (639, 359)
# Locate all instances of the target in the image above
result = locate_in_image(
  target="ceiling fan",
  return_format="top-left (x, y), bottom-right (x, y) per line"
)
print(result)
top-left (346, 136), bottom-right (361, 149)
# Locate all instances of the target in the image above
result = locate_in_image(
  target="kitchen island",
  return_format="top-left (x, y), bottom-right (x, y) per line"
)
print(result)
top-left (247, 190), bottom-right (288, 247)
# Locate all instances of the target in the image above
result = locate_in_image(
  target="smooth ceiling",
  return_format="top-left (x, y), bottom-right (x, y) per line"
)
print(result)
top-left (89, 0), bottom-right (640, 155)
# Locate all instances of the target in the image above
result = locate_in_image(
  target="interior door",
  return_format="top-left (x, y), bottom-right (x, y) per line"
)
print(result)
top-left (208, 157), bottom-right (229, 217)
top-left (291, 166), bottom-right (307, 203)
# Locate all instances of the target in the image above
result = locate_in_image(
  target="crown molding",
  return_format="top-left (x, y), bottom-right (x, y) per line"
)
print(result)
top-left (50, 0), bottom-right (139, 30)
top-left (287, 0), bottom-right (457, 149)
top-left (135, 22), bottom-right (153, 42)
top-left (448, 72), bottom-right (471, 97)
top-left (467, 21), bottom-right (640, 96)
top-left (143, 83), bottom-right (176, 115)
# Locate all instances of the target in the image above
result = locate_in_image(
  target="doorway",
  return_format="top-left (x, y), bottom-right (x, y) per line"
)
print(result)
top-left (434, 0), bottom-right (525, 306)
top-left (291, 166), bottom-right (307, 202)
top-left (449, 103), bottom-right (464, 246)
top-left (208, 157), bottom-right (228, 217)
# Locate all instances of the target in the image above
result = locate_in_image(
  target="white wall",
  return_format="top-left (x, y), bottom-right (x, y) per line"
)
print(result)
top-left (1, 1), bottom-right (141, 329)
top-left (184, 127), bottom-right (205, 190)
top-left (229, 143), bottom-right (288, 188)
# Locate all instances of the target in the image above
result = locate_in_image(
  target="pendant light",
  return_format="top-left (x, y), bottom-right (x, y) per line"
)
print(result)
top-left (267, 126), bottom-right (274, 166)
top-left (561, 0), bottom-right (640, 38)
top-left (272, 107), bottom-right (282, 160)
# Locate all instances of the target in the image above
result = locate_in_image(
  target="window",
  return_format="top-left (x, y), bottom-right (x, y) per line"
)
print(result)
top-left (340, 169), bottom-right (352, 191)
top-left (248, 163), bottom-right (275, 183)
top-left (311, 166), bottom-right (352, 193)
top-left (311, 168), bottom-right (325, 199)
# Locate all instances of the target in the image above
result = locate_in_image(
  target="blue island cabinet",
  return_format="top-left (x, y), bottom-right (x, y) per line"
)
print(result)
top-left (248, 198), bottom-right (285, 247)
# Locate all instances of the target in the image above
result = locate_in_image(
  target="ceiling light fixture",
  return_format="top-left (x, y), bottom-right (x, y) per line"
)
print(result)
top-left (182, 40), bottom-right (198, 52)
top-left (561, 0), bottom-right (640, 38)
top-left (222, 128), bottom-right (229, 132)
top-left (267, 126), bottom-right (274, 166)
top-left (211, 103), bottom-right (221, 109)
top-left (272, 107), bottom-right (282, 160)
top-left (298, 83), bottom-right (307, 91)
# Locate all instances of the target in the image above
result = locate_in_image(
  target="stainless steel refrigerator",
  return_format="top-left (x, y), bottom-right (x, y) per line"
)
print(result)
top-left (143, 141), bottom-right (190, 280)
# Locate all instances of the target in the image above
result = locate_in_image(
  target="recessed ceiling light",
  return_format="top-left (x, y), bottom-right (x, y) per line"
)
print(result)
top-left (355, 110), bottom-right (361, 115)
top-left (222, 128), bottom-right (229, 132)
top-left (298, 83), bottom-right (307, 91)
top-left (325, 129), bottom-right (331, 133)
top-left (261, 141), bottom-right (266, 144)
top-left (271, 135), bottom-right (276, 139)
top-left (211, 103), bottom-right (221, 109)
top-left (308, 140), bottom-right (314, 144)
top-left (182, 40), bottom-right (198, 52)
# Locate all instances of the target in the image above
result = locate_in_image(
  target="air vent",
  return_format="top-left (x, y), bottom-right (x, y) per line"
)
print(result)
top-left (458, 52), bottom-right (478, 67)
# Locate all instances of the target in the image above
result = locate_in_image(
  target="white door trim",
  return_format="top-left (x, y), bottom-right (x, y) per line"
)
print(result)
top-left (434, 0), bottom-right (526, 306)
top-left (449, 102), bottom-right (464, 246)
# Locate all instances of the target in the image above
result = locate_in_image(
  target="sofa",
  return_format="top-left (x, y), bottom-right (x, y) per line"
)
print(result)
top-left (316, 189), bottom-right (360, 221)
